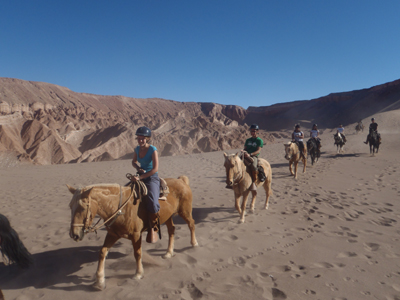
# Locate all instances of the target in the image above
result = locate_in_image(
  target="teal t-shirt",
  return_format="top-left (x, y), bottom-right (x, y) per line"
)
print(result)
top-left (135, 145), bottom-right (158, 173)
top-left (244, 137), bottom-right (263, 156)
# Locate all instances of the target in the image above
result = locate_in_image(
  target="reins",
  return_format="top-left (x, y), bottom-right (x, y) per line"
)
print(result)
top-left (73, 180), bottom-right (147, 234)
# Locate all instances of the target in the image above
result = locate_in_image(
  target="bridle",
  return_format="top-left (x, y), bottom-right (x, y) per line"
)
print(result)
top-left (71, 182), bottom-right (144, 234)
top-left (227, 153), bottom-right (246, 187)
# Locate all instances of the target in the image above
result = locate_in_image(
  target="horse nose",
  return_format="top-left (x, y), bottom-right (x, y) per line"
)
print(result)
top-left (227, 180), bottom-right (233, 186)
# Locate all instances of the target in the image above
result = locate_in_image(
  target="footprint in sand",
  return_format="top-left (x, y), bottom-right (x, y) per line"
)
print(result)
top-left (364, 242), bottom-right (380, 251)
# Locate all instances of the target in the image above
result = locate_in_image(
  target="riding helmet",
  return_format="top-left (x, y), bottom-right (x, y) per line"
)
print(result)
top-left (371, 117), bottom-right (375, 121)
top-left (295, 124), bottom-right (300, 128)
top-left (135, 126), bottom-right (151, 137)
top-left (313, 124), bottom-right (318, 127)
top-left (250, 124), bottom-right (259, 130)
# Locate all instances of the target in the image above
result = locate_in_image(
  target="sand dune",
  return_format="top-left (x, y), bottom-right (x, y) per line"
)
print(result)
top-left (1, 113), bottom-right (399, 299)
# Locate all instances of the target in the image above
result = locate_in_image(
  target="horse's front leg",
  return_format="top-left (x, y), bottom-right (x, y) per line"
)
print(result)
top-left (131, 231), bottom-right (144, 279)
top-left (249, 190), bottom-right (257, 212)
top-left (94, 233), bottom-right (120, 290)
top-left (163, 218), bottom-right (175, 258)
top-left (239, 191), bottom-right (250, 223)
top-left (289, 160), bottom-right (294, 176)
top-left (234, 190), bottom-right (242, 215)
top-left (294, 161), bottom-right (298, 179)
top-left (302, 156), bottom-right (307, 173)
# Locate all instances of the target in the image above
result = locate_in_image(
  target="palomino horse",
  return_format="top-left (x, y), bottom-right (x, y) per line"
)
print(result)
top-left (284, 142), bottom-right (307, 179)
top-left (306, 138), bottom-right (320, 165)
top-left (333, 133), bottom-right (345, 154)
top-left (368, 131), bottom-right (380, 156)
top-left (68, 176), bottom-right (198, 289)
top-left (223, 153), bottom-right (272, 223)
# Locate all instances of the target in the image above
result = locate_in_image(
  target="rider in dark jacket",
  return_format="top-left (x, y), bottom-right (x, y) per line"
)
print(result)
top-left (364, 118), bottom-right (381, 144)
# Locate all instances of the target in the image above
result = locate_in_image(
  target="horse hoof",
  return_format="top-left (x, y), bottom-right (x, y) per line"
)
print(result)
top-left (133, 273), bottom-right (144, 280)
top-left (162, 252), bottom-right (173, 259)
top-left (238, 219), bottom-right (245, 224)
top-left (249, 208), bottom-right (255, 213)
top-left (192, 242), bottom-right (199, 247)
top-left (93, 281), bottom-right (106, 290)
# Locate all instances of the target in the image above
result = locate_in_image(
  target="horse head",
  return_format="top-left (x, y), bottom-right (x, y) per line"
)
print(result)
top-left (223, 152), bottom-right (244, 188)
top-left (284, 142), bottom-right (295, 160)
top-left (67, 185), bottom-right (95, 241)
top-left (334, 133), bottom-right (342, 144)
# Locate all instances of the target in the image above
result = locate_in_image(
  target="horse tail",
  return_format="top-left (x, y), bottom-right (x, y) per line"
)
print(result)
top-left (178, 175), bottom-right (190, 186)
top-left (0, 214), bottom-right (33, 268)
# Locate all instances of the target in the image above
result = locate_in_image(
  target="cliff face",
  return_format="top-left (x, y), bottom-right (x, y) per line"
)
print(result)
top-left (0, 78), bottom-right (272, 165)
top-left (245, 79), bottom-right (400, 131)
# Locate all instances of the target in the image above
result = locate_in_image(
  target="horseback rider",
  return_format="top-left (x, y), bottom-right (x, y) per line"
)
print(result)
top-left (241, 124), bottom-right (263, 191)
top-left (364, 117), bottom-right (381, 144)
top-left (336, 124), bottom-right (346, 143)
top-left (309, 124), bottom-right (321, 149)
top-left (131, 126), bottom-right (161, 243)
top-left (292, 124), bottom-right (306, 159)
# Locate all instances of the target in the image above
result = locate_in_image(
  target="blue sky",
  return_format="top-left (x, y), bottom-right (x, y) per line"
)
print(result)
top-left (1, 1), bottom-right (399, 108)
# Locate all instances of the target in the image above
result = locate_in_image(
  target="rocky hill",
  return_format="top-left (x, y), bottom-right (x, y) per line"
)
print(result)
top-left (245, 78), bottom-right (400, 130)
top-left (0, 78), bottom-right (271, 164)
top-left (1, 77), bottom-right (399, 165)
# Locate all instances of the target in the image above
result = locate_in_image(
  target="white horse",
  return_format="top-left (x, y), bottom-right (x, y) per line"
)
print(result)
top-left (334, 133), bottom-right (345, 154)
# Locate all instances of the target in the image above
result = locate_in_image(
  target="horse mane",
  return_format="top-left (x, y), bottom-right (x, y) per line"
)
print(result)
top-left (68, 184), bottom-right (122, 209)
top-left (0, 214), bottom-right (33, 268)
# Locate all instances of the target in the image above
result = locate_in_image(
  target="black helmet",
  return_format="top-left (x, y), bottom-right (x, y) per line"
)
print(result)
top-left (295, 124), bottom-right (300, 128)
top-left (135, 126), bottom-right (151, 137)
top-left (313, 124), bottom-right (318, 127)
top-left (250, 124), bottom-right (259, 130)
top-left (371, 117), bottom-right (375, 121)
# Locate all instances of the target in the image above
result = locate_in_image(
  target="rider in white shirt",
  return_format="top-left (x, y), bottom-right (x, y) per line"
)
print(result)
top-left (309, 124), bottom-right (321, 148)
top-left (336, 124), bottom-right (346, 143)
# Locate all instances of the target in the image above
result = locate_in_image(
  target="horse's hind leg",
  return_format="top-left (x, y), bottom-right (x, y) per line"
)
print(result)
top-left (249, 190), bottom-right (257, 212)
top-left (94, 233), bottom-right (120, 290)
top-left (131, 231), bottom-right (144, 279)
top-left (178, 209), bottom-right (198, 247)
top-left (263, 176), bottom-right (273, 210)
top-left (163, 217), bottom-right (175, 258)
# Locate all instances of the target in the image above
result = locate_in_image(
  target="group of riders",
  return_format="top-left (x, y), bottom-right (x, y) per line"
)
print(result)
top-left (131, 118), bottom-right (381, 244)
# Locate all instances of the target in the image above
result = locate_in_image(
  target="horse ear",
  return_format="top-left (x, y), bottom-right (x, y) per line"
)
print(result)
top-left (67, 184), bottom-right (76, 194)
top-left (223, 152), bottom-right (227, 158)
top-left (81, 188), bottom-right (93, 199)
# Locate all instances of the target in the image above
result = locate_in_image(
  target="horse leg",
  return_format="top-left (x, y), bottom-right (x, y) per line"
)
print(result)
top-left (239, 191), bottom-right (250, 223)
top-left (178, 209), bottom-right (198, 247)
top-left (234, 191), bottom-right (242, 215)
top-left (94, 233), bottom-right (120, 290)
top-left (303, 156), bottom-right (307, 173)
top-left (289, 161), bottom-right (294, 176)
top-left (249, 190), bottom-right (257, 212)
top-left (163, 217), bottom-right (175, 258)
top-left (263, 176), bottom-right (272, 210)
top-left (294, 161), bottom-right (298, 179)
top-left (131, 231), bottom-right (144, 279)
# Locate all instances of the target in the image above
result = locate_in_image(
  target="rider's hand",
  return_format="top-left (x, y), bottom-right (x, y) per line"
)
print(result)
top-left (131, 175), bottom-right (140, 182)
top-left (137, 169), bottom-right (145, 175)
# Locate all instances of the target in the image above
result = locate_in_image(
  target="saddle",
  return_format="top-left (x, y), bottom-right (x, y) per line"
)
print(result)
top-left (159, 178), bottom-right (169, 201)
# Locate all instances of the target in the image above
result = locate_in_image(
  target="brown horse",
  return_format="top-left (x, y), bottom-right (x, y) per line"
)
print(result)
top-left (67, 176), bottom-right (198, 289)
top-left (223, 152), bottom-right (273, 223)
top-left (284, 142), bottom-right (307, 179)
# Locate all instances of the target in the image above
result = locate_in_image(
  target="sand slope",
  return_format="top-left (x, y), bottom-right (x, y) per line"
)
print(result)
top-left (1, 117), bottom-right (400, 300)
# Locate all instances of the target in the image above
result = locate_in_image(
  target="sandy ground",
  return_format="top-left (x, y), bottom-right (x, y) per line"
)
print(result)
top-left (1, 125), bottom-right (400, 300)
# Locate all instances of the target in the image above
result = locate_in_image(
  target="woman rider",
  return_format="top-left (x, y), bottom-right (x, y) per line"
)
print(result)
top-left (309, 124), bottom-right (321, 148)
top-left (131, 126), bottom-right (160, 243)
top-left (292, 124), bottom-right (306, 159)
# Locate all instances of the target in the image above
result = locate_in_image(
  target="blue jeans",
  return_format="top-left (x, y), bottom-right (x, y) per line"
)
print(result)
top-left (142, 174), bottom-right (160, 213)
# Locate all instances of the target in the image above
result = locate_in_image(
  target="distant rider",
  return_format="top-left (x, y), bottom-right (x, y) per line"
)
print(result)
top-left (241, 124), bottom-right (263, 191)
top-left (292, 124), bottom-right (306, 159)
top-left (309, 124), bottom-right (321, 149)
top-left (364, 117), bottom-right (381, 144)
top-left (336, 124), bottom-right (346, 143)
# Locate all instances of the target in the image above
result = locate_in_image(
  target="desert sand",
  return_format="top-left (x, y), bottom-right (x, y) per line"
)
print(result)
top-left (1, 111), bottom-right (400, 300)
